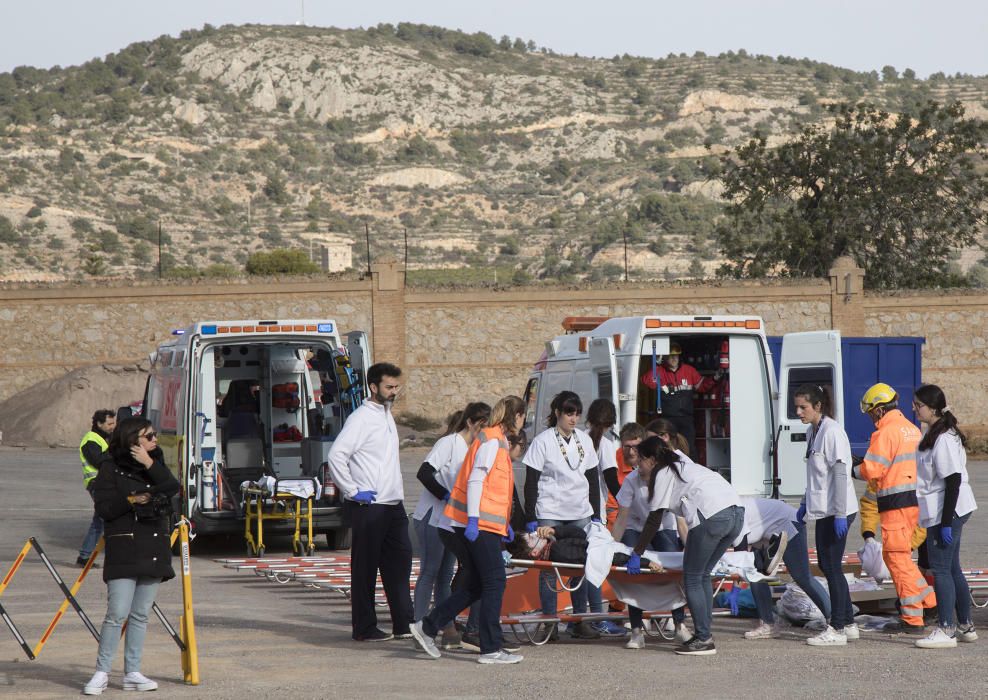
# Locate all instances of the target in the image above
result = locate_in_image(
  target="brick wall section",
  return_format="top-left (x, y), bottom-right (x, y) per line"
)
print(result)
top-left (2, 264), bottom-right (987, 435)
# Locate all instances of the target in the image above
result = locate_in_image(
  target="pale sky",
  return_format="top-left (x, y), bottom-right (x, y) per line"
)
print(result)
top-left (1, 1), bottom-right (986, 78)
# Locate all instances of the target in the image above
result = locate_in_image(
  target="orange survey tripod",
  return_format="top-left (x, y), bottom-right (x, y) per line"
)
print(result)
top-left (0, 518), bottom-right (200, 685)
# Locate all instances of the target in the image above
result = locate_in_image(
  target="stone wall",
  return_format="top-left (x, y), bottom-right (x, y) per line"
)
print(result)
top-left (3, 259), bottom-right (988, 436)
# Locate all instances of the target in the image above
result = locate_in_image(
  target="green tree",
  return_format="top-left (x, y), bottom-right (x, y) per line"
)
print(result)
top-left (245, 248), bottom-right (320, 275)
top-left (715, 101), bottom-right (988, 288)
top-left (0, 215), bottom-right (16, 244)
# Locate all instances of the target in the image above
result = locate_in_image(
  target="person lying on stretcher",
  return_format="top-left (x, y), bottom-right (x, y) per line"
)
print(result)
top-left (506, 524), bottom-right (666, 572)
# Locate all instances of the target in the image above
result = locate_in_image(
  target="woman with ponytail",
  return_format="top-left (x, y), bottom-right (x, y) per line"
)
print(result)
top-left (913, 384), bottom-right (978, 649)
top-left (626, 436), bottom-right (744, 656)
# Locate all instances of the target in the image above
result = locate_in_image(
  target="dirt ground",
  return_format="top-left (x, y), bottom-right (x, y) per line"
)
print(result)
top-left (1, 445), bottom-right (987, 699)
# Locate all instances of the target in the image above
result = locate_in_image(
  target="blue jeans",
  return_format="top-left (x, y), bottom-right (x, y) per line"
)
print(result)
top-left (683, 505), bottom-right (745, 641)
top-left (438, 528), bottom-right (480, 634)
top-left (422, 530), bottom-right (506, 654)
top-left (927, 512), bottom-right (972, 629)
top-left (620, 528), bottom-right (685, 627)
top-left (751, 522), bottom-right (831, 624)
top-left (79, 512), bottom-right (104, 559)
top-left (537, 517), bottom-right (601, 615)
top-left (413, 512), bottom-right (456, 621)
top-left (95, 577), bottom-right (160, 673)
top-left (815, 513), bottom-right (855, 629)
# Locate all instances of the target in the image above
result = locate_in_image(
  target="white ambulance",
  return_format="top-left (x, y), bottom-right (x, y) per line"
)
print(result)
top-left (139, 319), bottom-right (371, 548)
top-left (521, 316), bottom-right (844, 498)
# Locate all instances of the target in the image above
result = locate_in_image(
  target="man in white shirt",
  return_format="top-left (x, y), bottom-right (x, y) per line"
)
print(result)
top-left (328, 362), bottom-right (413, 642)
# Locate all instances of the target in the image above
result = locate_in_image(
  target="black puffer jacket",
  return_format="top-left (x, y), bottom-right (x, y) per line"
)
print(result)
top-left (92, 447), bottom-right (180, 583)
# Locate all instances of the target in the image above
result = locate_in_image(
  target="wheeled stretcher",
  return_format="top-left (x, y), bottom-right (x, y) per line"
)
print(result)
top-left (242, 477), bottom-right (319, 557)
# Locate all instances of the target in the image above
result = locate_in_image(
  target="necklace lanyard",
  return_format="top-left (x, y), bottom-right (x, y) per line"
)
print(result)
top-left (555, 428), bottom-right (585, 471)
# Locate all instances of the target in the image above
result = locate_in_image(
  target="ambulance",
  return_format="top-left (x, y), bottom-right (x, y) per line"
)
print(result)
top-left (521, 316), bottom-right (845, 498)
top-left (139, 319), bottom-right (371, 548)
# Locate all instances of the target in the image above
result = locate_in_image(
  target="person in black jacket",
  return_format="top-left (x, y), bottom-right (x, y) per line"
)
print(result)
top-left (82, 418), bottom-right (180, 696)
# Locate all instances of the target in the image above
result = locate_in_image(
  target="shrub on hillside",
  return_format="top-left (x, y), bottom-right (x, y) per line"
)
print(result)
top-left (245, 248), bottom-right (320, 275)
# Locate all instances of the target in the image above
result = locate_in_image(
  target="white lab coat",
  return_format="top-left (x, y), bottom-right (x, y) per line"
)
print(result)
top-left (803, 416), bottom-right (858, 520)
top-left (916, 430), bottom-right (977, 528)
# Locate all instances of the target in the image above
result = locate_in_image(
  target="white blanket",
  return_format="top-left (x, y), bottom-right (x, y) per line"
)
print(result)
top-left (250, 475), bottom-right (321, 500)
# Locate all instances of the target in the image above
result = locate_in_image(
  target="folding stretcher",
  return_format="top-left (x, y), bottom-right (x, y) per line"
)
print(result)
top-left (242, 477), bottom-right (319, 557)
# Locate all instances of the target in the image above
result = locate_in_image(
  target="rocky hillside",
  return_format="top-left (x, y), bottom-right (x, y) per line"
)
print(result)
top-left (1, 22), bottom-right (987, 284)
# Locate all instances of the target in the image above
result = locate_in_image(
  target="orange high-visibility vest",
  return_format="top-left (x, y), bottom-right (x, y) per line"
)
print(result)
top-left (445, 426), bottom-right (514, 536)
top-left (857, 409), bottom-right (921, 513)
top-left (605, 446), bottom-right (635, 513)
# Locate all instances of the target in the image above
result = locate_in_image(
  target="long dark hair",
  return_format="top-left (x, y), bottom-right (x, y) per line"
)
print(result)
top-left (585, 398), bottom-right (616, 450)
top-left (636, 435), bottom-right (685, 501)
top-left (110, 417), bottom-right (153, 463)
top-left (645, 417), bottom-right (690, 456)
top-left (794, 383), bottom-right (834, 419)
top-left (453, 401), bottom-right (492, 433)
top-left (916, 384), bottom-right (967, 451)
top-left (546, 391), bottom-right (583, 427)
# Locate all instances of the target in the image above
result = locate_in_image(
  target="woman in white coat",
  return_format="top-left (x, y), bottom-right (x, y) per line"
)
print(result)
top-left (912, 384), bottom-right (978, 649)
top-left (794, 384), bottom-right (858, 647)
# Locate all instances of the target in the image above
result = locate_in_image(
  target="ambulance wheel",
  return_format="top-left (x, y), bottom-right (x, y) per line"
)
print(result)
top-left (326, 528), bottom-right (352, 551)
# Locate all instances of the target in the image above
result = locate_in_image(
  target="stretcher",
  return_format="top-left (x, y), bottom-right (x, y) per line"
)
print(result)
top-left (242, 478), bottom-right (318, 557)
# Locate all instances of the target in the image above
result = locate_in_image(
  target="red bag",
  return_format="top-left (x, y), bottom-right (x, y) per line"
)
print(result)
top-left (272, 382), bottom-right (300, 411)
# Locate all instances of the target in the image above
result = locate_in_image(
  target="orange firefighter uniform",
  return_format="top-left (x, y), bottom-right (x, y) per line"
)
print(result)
top-left (855, 409), bottom-right (936, 626)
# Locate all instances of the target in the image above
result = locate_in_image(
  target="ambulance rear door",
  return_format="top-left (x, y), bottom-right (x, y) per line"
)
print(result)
top-left (776, 330), bottom-right (843, 498)
top-left (588, 336), bottom-right (619, 410)
top-left (345, 331), bottom-right (371, 404)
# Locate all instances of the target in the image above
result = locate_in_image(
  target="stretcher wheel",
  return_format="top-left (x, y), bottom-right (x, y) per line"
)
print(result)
top-left (292, 539), bottom-right (303, 556)
top-left (256, 546), bottom-right (265, 558)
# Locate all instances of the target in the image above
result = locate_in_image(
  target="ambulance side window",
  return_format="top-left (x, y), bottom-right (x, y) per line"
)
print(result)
top-left (786, 367), bottom-right (835, 419)
top-left (523, 377), bottom-right (539, 434)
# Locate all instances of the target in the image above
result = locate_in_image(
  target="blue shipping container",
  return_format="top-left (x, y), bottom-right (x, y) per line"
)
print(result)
top-left (767, 336), bottom-right (924, 454)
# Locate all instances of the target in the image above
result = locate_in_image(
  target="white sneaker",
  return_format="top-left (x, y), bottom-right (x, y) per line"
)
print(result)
top-left (957, 624), bottom-right (978, 643)
top-left (478, 650), bottom-right (523, 664)
top-left (744, 622), bottom-right (780, 640)
top-left (83, 671), bottom-right (109, 696)
top-left (625, 628), bottom-right (646, 649)
top-left (806, 625), bottom-right (847, 646)
top-left (842, 623), bottom-right (860, 641)
top-left (410, 620), bottom-right (441, 659)
top-left (674, 624), bottom-right (693, 644)
top-left (123, 671), bottom-right (157, 691)
top-left (915, 627), bottom-right (957, 649)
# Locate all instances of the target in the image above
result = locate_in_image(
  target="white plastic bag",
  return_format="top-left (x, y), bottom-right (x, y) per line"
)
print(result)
top-left (777, 578), bottom-right (828, 629)
top-left (857, 538), bottom-right (890, 584)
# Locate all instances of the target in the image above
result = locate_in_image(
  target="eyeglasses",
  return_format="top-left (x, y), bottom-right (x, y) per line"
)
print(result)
top-left (912, 400), bottom-right (926, 410)
top-left (140, 431), bottom-right (157, 441)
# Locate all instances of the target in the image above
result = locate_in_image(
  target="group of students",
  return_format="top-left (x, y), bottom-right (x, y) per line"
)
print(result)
top-left (327, 363), bottom-right (978, 664)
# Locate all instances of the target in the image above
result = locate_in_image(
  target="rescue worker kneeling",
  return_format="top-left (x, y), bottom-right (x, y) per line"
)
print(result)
top-left (853, 383), bottom-right (936, 632)
top-left (410, 396), bottom-right (527, 665)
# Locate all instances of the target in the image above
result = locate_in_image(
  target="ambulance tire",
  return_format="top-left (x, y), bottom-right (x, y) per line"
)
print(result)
top-left (325, 527), bottom-right (352, 551)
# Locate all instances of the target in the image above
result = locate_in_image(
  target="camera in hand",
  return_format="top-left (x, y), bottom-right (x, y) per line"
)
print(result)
top-left (133, 492), bottom-right (173, 521)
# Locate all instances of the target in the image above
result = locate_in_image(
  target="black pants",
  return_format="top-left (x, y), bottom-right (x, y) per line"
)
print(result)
top-left (665, 413), bottom-right (696, 457)
top-left (348, 502), bottom-right (413, 639)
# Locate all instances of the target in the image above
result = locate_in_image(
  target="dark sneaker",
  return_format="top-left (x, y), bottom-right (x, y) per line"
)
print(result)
top-left (77, 557), bottom-right (100, 569)
top-left (762, 531), bottom-right (789, 576)
top-left (460, 632), bottom-right (519, 653)
top-left (674, 636), bottom-right (717, 656)
top-left (393, 631), bottom-right (414, 640)
top-left (895, 621), bottom-right (927, 636)
top-left (568, 621), bottom-right (601, 639)
top-left (354, 628), bottom-right (394, 642)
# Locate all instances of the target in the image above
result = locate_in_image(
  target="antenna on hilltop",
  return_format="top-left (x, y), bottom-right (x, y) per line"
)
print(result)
top-left (297, 0), bottom-right (306, 26)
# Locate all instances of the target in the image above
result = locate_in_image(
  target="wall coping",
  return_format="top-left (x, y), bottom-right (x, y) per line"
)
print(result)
top-left (0, 279), bottom-right (373, 303)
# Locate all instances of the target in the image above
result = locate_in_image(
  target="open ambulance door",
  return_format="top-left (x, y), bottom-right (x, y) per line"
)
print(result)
top-left (776, 331), bottom-right (843, 498)
top-left (345, 330), bottom-right (372, 404)
top-left (189, 342), bottom-right (219, 517)
top-left (588, 336), bottom-right (620, 413)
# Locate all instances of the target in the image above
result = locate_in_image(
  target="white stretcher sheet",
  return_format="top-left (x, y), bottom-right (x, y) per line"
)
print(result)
top-left (247, 475), bottom-right (321, 500)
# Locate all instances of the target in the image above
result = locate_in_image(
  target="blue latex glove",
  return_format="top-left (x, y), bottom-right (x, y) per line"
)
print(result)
top-left (465, 516), bottom-right (480, 542)
top-left (834, 516), bottom-right (848, 539)
top-left (727, 586), bottom-right (741, 616)
top-left (591, 517), bottom-right (602, 525)
top-left (441, 490), bottom-right (451, 503)
top-left (796, 503), bottom-right (806, 523)
top-left (626, 552), bottom-right (642, 575)
top-left (502, 524), bottom-right (515, 543)
top-left (352, 490), bottom-right (377, 505)
top-left (941, 526), bottom-right (953, 546)
top-left (526, 520), bottom-right (539, 533)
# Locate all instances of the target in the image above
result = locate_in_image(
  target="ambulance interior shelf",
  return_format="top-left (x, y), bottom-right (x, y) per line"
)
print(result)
top-left (636, 334), bottom-right (731, 476)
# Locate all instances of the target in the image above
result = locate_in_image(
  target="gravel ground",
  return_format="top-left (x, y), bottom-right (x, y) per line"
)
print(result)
top-left (1, 445), bottom-right (986, 699)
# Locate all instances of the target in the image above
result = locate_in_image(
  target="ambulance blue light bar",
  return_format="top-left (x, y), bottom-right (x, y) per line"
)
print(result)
top-left (201, 325), bottom-right (218, 335)
top-left (171, 329), bottom-right (186, 335)
top-left (318, 323), bottom-right (334, 333)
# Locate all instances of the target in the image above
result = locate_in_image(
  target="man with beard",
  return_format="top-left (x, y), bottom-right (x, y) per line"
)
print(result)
top-left (328, 362), bottom-right (414, 642)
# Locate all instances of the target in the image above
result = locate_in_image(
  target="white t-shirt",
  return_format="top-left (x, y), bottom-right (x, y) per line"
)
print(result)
top-left (596, 432), bottom-right (619, 519)
top-left (616, 468), bottom-right (679, 533)
top-left (803, 416), bottom-right (858, 519)
top-left (523, 427), bottom-right (599, 521)
top-left (413, 433), bottom-right (469, 527)
top-left (647, 459), bottom-right (741, 531)
top-left (917, 430), bottom-right (977, 528)
top-left (738, 496), bottom-right (799, 546)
